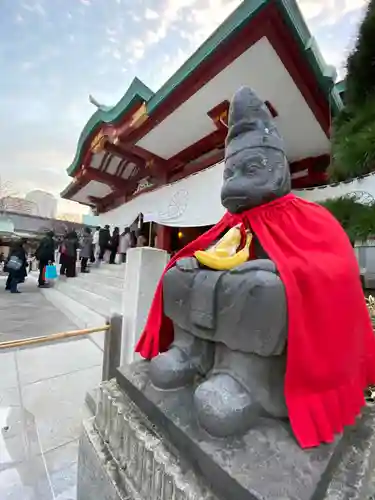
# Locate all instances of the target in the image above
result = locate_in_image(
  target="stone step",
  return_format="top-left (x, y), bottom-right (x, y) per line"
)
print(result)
top-left (53, 278), bottom-right (121, 318)
top-left (77, 270), bottom-right (124, 288)
top-left (72, 275), bottom-right (123, 302)
top-left (94, 263), bottom-right (126, 279)
top-left (35, 282), bottom-right (107, 351)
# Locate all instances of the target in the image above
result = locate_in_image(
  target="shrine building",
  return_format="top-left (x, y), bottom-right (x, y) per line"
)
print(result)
top-left (61, 0), bottom-right (343, 252)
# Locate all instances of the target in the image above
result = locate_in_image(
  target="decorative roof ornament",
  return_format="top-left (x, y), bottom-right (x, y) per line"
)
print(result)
top-left (89, 94), bottom-right (111, 112)
top-left (134, 178), bottom-right (153, 195)
top-left (129, 102), bottom-right (148, 128)
top-left (90, 131), bottom-right (106, 154)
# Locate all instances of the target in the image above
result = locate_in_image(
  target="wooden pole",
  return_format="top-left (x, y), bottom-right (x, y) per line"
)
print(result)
top-left (0, 324), bottom-right (110, 350)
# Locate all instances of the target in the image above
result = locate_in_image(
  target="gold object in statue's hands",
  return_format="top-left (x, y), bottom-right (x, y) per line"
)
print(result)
top-left (194, 225), bottom-right (252, 270)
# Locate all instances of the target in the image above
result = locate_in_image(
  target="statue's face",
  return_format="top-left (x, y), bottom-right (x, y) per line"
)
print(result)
top-left (220, 147), bottom-right (291, 214)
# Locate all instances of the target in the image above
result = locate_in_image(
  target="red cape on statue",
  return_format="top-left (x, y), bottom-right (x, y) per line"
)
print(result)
top-left (135, 193), bottom-right (375, 448)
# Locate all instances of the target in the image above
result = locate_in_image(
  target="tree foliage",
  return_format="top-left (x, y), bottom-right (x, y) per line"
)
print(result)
top-left (330, 0), bottom-right (375, 180)
top-left (345, 0), bottom-right (375, 109)
top-left (329, 100), bottom-right (375, 180)
top-left (321, 197), bottom-right (375, 243)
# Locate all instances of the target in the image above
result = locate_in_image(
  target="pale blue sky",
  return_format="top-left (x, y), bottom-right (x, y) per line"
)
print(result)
top-left (0, 0), bottom-right (367, 213)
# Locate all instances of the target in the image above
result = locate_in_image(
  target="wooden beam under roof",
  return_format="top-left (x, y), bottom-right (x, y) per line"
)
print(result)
top-left (168, 129), bottom-right (226, 172)
top-left (169, 149), bottom-right (224, 183)
top-left (83, 167), bottom-right (128, 190)
top-left (104, 141), bottom-right (145, 169)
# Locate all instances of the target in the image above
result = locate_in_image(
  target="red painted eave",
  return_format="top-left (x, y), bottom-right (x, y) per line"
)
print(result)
top-left (72, 2), bottom-right (333, 176)
top-left (124, 4), bottom-right (332, 146)
top-left (60, 180), bottom-right (82, 200)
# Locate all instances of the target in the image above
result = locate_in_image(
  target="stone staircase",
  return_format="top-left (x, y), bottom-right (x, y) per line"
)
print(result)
top-left (37, 263), bottom-right (125, 350)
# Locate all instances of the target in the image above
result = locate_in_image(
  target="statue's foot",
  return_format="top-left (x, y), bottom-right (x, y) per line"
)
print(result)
top-left (194, 374), bottom-right (261, 437)
top-left (150, 337), bottom-right (214, 390)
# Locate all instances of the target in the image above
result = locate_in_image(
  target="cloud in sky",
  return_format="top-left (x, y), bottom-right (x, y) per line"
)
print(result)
top-left (0, 0), bottom-right (368, 213)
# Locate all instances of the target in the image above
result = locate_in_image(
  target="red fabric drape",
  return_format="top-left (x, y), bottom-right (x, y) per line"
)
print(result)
top-left (136, 194), bottom-right (375, 448)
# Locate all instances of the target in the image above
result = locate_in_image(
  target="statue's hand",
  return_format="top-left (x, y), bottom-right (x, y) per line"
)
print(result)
top-left (229, 258), bottom-right (277, 275)
top-left (176, 257), bottom-right (200, 271)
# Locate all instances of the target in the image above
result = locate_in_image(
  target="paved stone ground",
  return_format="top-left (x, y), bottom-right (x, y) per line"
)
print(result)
top-left (0, 278), bottom-right (78, 343)
top-left (0, 277), bottom-right (103, 499)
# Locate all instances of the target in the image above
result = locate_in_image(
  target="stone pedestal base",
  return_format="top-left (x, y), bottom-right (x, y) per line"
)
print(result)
top-left (116, 362), bottom-right (375, 500)
top-left (77, 379), bottom-right (217, 500)
top-left (77, 418), bottom-right (125, 500)
top-left (77, 372), bottom-right (375, 500)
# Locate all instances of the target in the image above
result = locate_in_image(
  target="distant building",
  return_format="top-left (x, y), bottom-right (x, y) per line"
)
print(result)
top-left (0, 196), bottom-right (36, 214)
top-left (83, 214), bottom-right (102, 227)
top-left (25, 190), bottom-right (57, 219)
top-left (57, 212), bottom-right (83, 223)
top-left (0, 211), bottom-right (95, 241)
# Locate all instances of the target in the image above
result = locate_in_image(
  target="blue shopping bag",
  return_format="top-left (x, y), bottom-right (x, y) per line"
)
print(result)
top-left (45, 264), bottom-right (58, 280)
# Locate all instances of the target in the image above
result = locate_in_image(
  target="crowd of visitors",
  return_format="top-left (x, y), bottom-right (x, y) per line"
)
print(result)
top-left (56, 225), bottom-right (141, 281)
top-left (3, 224), bottom-right (148, 293)
top-left (57, 225), bottom-right (145, 279)
top-left (95, 225), bottom-right (141, 264)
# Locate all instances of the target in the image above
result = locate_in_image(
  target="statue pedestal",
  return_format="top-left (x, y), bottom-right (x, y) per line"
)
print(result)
top-left (78, 379), bottom-right (217, 500)
top-left (77, 366), bottom-right (375, 500)
top-left (115, 361), bottom-right (375, 500)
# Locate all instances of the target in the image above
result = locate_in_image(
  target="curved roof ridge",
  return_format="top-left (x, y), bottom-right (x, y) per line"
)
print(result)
top-left (67, 77), bottom-right (154, 176)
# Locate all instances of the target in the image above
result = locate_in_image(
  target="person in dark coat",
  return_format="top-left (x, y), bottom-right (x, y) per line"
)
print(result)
top-left (130, 231), bottom-right (137, 248)
top-left (59, 230), bottom-right (68, 276)
top-left (119, 227), bottom-right (131, 263)
top-left (63, 231), bottom-right (79, 278)
top-left (80, 227), bottom-right (93, 273)
top-left (35, 231), bottom-right (55, 287)
top-left (5, 240), bottom-right (28, 294)
top-left (109, 227), bottom-right (120, 264)
top-left (98, 225), bottom-right (110, 261)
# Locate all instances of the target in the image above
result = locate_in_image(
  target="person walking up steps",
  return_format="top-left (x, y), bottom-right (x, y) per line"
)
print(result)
top-left (5, 240), bottom-right (28, 294)
top-left (119, 227), bottom-right (131, 263)
top-left (99, 225), bottom-right (110, 261)
top-left (64, 231), bottom-right (79, 278)
top-left (109, 227), bottom-right (120, 264)
top-left (80, 227), bottom-right (93, 273)
top-left (35, 231), bottom-right (55, 288)
top-left (92, 226), bottom-right (100, 263)
top-left (59, 230), bottom-right (68, 276)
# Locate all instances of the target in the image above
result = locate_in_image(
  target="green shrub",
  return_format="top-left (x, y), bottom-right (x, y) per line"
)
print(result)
top-left (330, 100), bottom-right (375, 180)
top-left (330, 0), bottom-right (375, 181)
top-left (321, 196), bottom-right (375, 243)
top-left (345, 0), bottom-right (375, 108)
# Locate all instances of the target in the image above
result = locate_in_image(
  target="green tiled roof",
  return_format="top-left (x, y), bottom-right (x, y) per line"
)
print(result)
top-left (67, 78), bottom-right (153, 176)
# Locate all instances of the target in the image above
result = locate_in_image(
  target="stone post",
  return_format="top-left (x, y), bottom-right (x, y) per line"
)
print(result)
top-left (102, 313), bottom-right (122, 381)
top-left (121, 247), bottom-right (169, 365)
